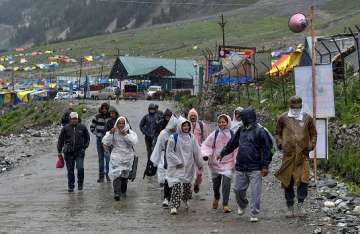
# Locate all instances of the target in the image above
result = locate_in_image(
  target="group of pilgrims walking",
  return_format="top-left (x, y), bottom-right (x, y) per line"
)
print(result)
top-left (57, 95), bottom-right (317, 222)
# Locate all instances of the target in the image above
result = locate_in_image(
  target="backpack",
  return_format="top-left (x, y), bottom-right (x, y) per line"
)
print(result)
top-left (255, 124), bottom-right (278, 157)
top-left (213, 129), bottom-right (234, 149)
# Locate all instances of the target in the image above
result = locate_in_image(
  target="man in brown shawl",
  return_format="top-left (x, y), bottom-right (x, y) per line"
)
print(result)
top-left (275, 96), bottom-right (317, 218)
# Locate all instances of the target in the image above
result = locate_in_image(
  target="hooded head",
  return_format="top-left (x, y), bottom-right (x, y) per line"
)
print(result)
top-left (188, 108), bottom-right (199, 123)
top-left (240, 108), bottom-right (257, 127)
top-left (148, 103), bottom-right (157, 114)
top-left (166, 114), bottom-right (179, 132)
top-left (217, 114), bottom-right (231, 130)
top-left (109, 106), bottom-right (119, 120)
top-left (177, 116), bottom-right (192, 134)
top-left (114, 116), bottom-right (130, 132)
top-left (99, 102), bottom-right (109, 115)
top-left (163, 108), bottom-right (173, 122)
top-left (233, 106), bottom-right (244, 122)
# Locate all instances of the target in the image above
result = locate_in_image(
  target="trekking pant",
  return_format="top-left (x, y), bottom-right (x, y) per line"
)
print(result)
top-left (164, 180), bottom-right (172, 201)
top-left (284, 177), bottom-right (308, 208)
top-left (64, 150), bottom-right (85, 189)
top-left (170, 183), bottom-right (192, 209)
top-left (234, 170), bottom-right (262, 216)
top-left (113, 177), bottom-right (128, 195)
top-left (144, 136), bottom-right (155, 160)
top-left (96, 137), bottom-right (110, 178)
top-left (212, 174), bottom-right (231, 206)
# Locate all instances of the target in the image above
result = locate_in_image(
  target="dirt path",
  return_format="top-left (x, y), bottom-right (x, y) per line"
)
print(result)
top-left (0, 100), bottom-right (314, 234)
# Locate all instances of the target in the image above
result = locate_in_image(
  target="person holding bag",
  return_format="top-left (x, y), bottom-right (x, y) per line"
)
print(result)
top-left (57, 112), bottom-right (90, 192)
top-left (102, 116), bottom-right (138, 201)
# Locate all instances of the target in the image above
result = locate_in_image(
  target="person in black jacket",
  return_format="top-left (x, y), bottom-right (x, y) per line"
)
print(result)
top-left (220, 108), bottom-right (272, 222)
top-left (139, 103), bottom-right (159, 160)
top-left (57, 112), bottom-right (90, 192)
top-left (90, 102), bottom-right (110, 183)
top-left (61, 103), bottom-right (75, 126)
top-left (154, 108), bottom-right (172, 137)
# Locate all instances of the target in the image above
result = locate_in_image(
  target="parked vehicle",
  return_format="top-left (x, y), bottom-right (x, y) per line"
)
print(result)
top-left (123, 84), bottom-right (138, 100)
top-left (145, 85), bottom-right (164, 100)
top-left (90, 87), bottom-right (115, 100)
top-left (54, 92), bottom-right (77, 100)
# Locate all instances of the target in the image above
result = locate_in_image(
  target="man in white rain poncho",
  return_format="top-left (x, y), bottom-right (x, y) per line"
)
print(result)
top-left (150, 114), bottom-right (179, 208)
top-left (102, 116), bottom-right (138, 201)
top-left (166, 117), bottom-right (203, 215)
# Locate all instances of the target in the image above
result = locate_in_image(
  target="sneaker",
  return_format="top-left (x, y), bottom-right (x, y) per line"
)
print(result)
top-left (297, 203), bottom-right (306, 217)
top-left (114, 195), bottom-right (120, 201)
top-left (78, 185), bottom-right (83, 191)
top-left (106, 174), bottom-right (111, 182)
top-left (162, 199), bottom-right (169, 208)
top-left (237, 207), bottom-right (245, 216)
top-left (68, 188), bottom-right (74, 193)
top-left (285, 206), bottom-right (295, 218)
top-left (194, 184), bottom-right (200, 194)
top-left (212, 199), bottom-right (219, 209)
top-left (183, 200), bottom-right (189, 209)
top-left (223, 206), bottom-right (232, 213)
top-left (170, 208), bottom-right (177, 215)
top-left (97, 177), bottom-right (104, 183)
top-left (250, 216), bottom-right (259, 222)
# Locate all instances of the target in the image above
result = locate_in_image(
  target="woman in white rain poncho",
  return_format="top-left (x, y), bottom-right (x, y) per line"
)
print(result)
top-left (150, 114), bottom-right (179, 208)
top-left (102, 116), bottom-right (138, 201)
top-left (166, 117), bottom-right (203, 215)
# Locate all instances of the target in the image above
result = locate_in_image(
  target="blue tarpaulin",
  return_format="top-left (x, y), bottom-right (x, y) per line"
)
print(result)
top-left (215, 76), bottom-right (254, 86)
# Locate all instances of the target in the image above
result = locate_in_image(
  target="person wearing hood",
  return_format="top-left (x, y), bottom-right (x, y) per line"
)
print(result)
top-left (166, 117), bottom-right (203, 215)
top-left (155, 108), bottom-right (173, 138)
top-left (57, 112), bottom-right (90, 192)
top-left (102, 116), bottom-right (138, 201)
top-left (201, 114), bottom-right (237, 213)
top-left (90, 102), bottom-right (111, 183)
top-left (187, 108), bottom-right (208, 193)
top-left (231, 107), bottom-right (244, 132)
top-left (150, 114), bottom-right (179, 208)
top-left (275, 96), bottom-right (317, 218)
top-left (139, 103), bottom-right (159, 160)
top-left (220, 108), bottom-right (272, 222)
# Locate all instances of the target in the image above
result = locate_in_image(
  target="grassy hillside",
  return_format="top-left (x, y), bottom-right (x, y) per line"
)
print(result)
top-left (1, 0), bottom-right (359, 78)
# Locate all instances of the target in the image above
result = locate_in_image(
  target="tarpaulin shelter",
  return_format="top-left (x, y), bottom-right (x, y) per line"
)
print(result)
top-left (269, 47), bottom-right (302, 77)
top-left (215, 76), bottom-right (254, 86)
top-left (17, 90), bottom-right (35, 103)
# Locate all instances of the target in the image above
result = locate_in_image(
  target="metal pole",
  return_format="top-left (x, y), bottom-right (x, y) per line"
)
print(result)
top-left (310, 6), bottom-right (318, 182)
top-left (218, 14), bottom-right (227, 47)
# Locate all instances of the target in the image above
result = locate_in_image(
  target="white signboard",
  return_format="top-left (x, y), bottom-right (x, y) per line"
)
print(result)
top-left (309, 118), bottom-right (328, 160)
top-left (294, 65), bottom-right (335, 118)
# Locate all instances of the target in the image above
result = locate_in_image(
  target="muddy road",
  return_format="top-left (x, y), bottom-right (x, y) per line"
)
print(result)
top-left (0, 100), bottom-right (313, 234)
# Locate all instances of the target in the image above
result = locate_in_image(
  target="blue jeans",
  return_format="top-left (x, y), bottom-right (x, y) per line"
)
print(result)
top-left (64, 150), bottom-right (85, 189)
top-left (96, 137), bottom-right (110, 177)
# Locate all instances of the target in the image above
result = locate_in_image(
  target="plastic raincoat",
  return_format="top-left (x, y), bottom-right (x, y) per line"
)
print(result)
top-left (166, 118), bottom-right (203, 187)
top-left (102, 116), bottom-right (138, 179)
top-left (150, 115), bottom-right (179, 184)
top-left (201, 114), bottom-right (236, 178)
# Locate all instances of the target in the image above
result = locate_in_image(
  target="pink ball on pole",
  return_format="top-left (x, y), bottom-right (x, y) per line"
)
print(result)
top-left (288, 13), bottom-right (308, 33)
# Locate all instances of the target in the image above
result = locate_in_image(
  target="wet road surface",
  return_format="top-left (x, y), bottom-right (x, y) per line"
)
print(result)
top-left (0, 100), bottom-right (313, 234)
